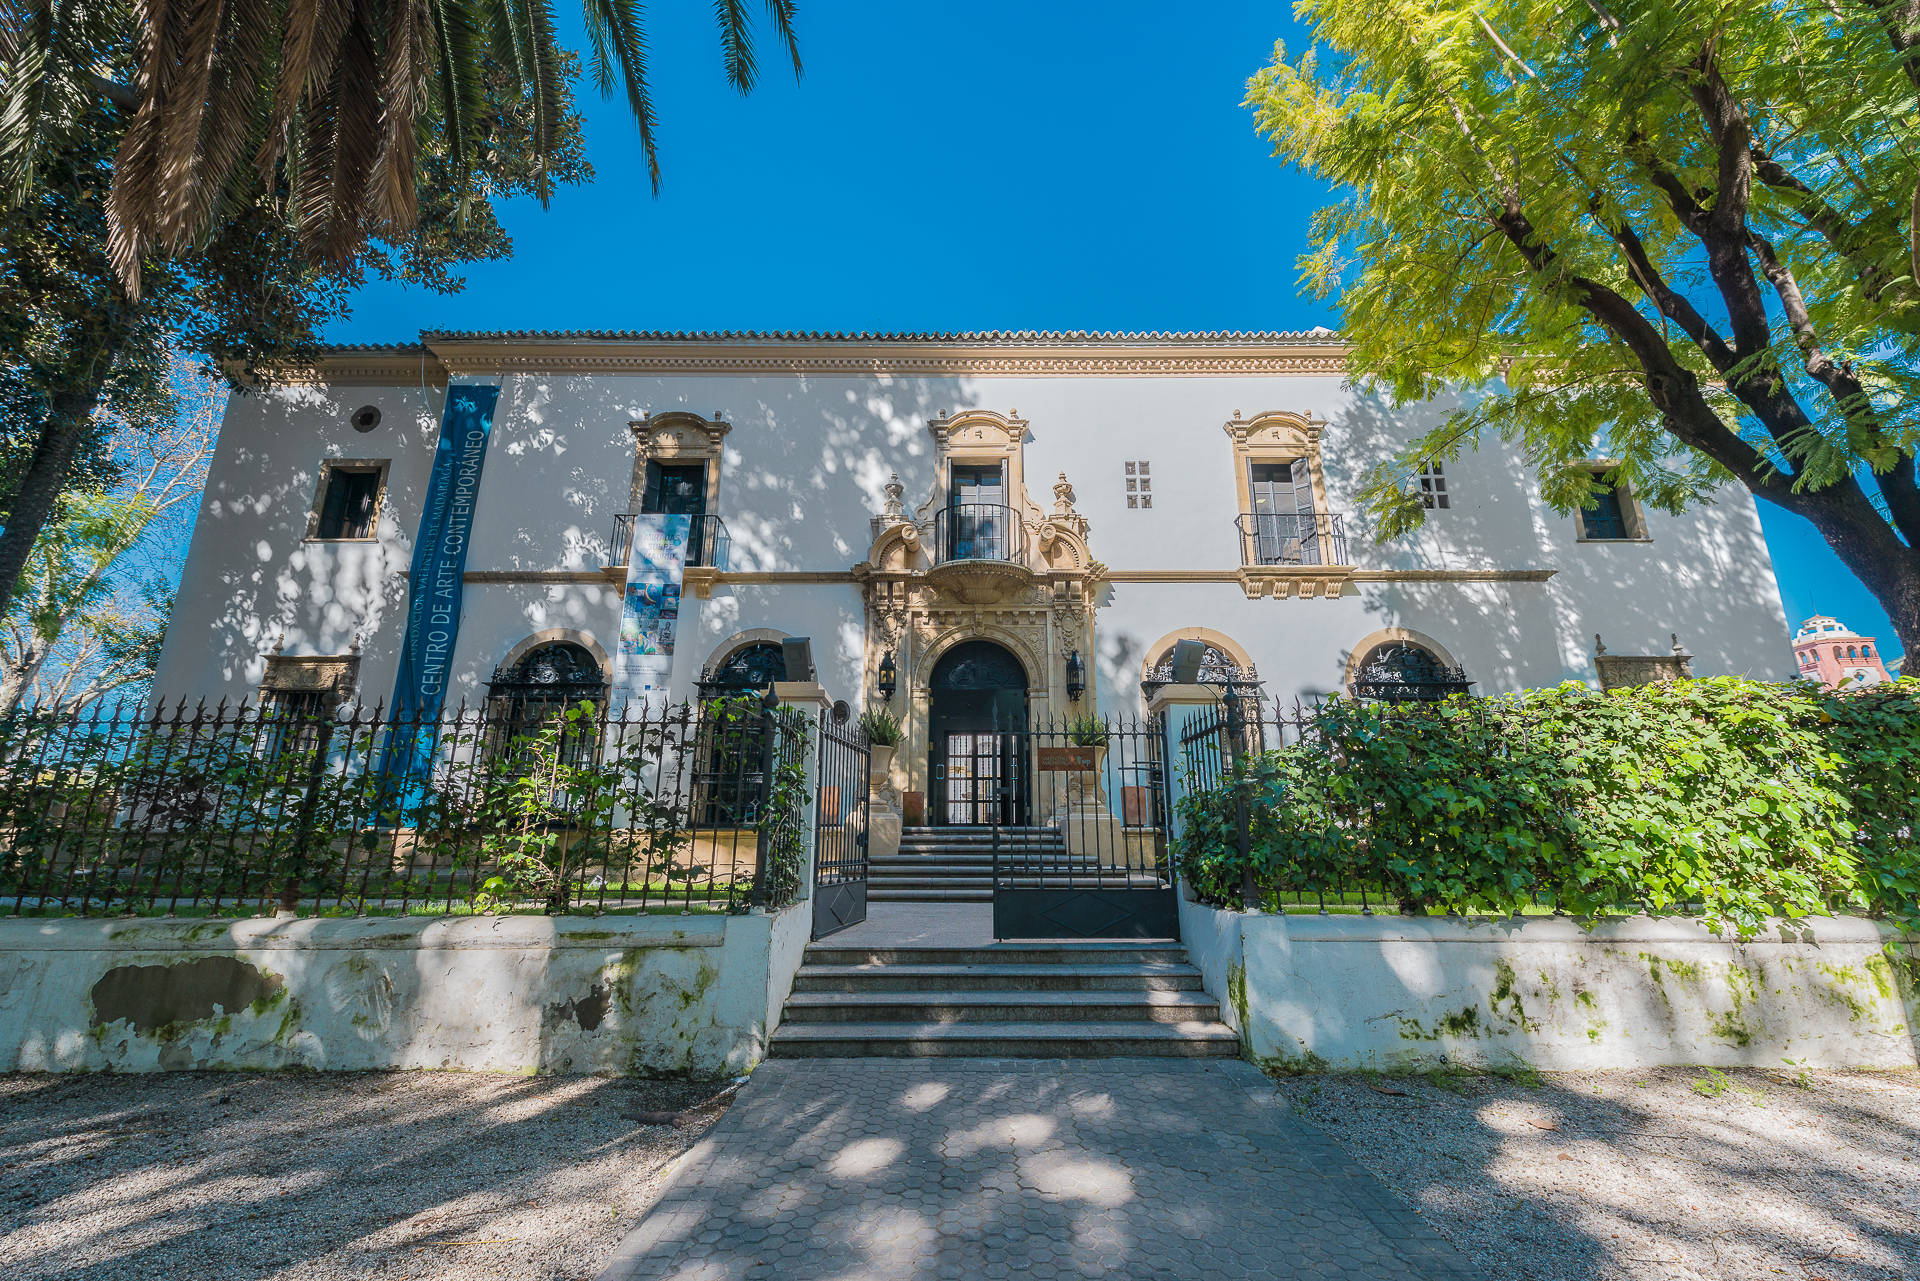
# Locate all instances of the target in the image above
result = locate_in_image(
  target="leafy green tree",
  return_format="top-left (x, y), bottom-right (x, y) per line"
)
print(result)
top-left (0, 53), bottom-right (590, 624)
top-left (1246, 0), bottom-right (1920, 654)
top-left (1, 354), bottom-right (219, 711)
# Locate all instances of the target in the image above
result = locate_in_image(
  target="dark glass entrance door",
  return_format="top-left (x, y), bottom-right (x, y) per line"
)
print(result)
top-left (927, 640), bottom-right (1029, 827)
top-left (940, 731), bottom-right (1018, 825)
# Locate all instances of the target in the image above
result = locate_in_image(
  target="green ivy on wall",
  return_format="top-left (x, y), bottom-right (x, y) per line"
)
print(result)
top-left (1177, 677), bottom-right (1920, 938)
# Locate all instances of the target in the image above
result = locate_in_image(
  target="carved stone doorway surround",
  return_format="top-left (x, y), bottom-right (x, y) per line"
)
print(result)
top-left (852, 409), bottom-right (1106, 809)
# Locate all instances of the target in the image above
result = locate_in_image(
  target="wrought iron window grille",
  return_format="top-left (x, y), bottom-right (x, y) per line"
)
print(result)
top-left (1347, 643), bottom-right (1474, 703)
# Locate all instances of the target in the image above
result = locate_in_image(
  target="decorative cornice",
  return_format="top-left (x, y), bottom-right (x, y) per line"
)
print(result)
top-left (269, 330), bottom-right (1351, 384)
top-left (1348, 569), bottom-right (1558, 582)
top-left (1100, 567), bottom-right (1557, 584)
top-left (439, 565), bottom-right (1556, 588)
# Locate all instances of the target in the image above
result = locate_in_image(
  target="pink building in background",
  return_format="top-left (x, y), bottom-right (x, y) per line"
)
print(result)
top-left (1792, 616), bottom-right (1891, 689)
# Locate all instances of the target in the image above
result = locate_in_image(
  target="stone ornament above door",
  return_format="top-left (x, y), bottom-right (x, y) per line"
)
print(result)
top-left (859, 408), bottom-right (1098, 610)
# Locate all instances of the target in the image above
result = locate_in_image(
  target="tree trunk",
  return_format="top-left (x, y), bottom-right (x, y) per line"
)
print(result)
top-left (0, 383), bottom-right (106, 623)
top-left (0, 635), bottom-right (52, 714)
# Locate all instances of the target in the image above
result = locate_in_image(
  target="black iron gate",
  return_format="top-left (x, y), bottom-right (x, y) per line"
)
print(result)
top-left (990, 713), bottom-right (1179, 940)
top-left (812, 711), bottom-right (870, 939)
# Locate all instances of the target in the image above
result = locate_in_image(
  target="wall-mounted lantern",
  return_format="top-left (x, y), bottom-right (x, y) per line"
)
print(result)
top-left (877, 650), bottom-right (897, 702)
top-left (1066, 650), bottom-right (1086, 702)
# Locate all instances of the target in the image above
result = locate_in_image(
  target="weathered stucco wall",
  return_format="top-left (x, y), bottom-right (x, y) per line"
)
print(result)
top-left (0, 907), bottom-right (812, 1078)
top-left (1176, 898), bottom-right (1918, 1071)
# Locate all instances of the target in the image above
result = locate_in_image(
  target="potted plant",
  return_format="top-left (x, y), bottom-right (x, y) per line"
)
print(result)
top-left (859, 709), bottom-right (904, 792)
top-left (1064, 714), bottom-right (1109, 807)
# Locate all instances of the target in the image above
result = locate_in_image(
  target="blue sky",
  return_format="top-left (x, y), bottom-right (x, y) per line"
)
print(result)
top-left (324, 0), bottom-right (1902, 663)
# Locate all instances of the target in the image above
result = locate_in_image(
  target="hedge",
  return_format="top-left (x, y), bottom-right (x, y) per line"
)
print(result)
top-left (1175, 676), bottom-right (1920, 937)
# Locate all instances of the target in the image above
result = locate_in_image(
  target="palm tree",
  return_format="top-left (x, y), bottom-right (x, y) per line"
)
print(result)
top-left (2, 0), bottom-right (800, 291)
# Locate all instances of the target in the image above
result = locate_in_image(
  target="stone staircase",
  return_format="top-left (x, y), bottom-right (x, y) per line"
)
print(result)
top-left (866, 826), bottom-right (1066, 904)
top-left (768, 941), bottom-right (1242, 1058)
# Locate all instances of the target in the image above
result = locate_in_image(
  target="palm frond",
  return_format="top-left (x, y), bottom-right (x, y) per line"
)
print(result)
top-left (427, 0), bottom-right (487, 193)
top-left (580, 0), bottom-right (656, 193)
top-left (761, 0), bottom-right (800, 80)
top-left (257, 0), bottom-right (356, 182)
top-left (371, 0), bottom-right (431, 229)
top-left (713, 0), bottom-right (754, 92)
top-left (317, 0), bottom-right (380, 266)
top-left (523, 0), bottom-right (561, 202)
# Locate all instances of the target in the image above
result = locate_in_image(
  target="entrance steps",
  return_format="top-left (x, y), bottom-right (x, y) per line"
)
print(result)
top-left (867, 826), bottom-right (1065, 904)
top-left (768, 941), bottom-right (1242, 1059)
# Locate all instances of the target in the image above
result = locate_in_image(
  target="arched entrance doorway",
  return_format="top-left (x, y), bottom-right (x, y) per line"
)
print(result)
top-left (928, 640), bottom-right (1029, 826)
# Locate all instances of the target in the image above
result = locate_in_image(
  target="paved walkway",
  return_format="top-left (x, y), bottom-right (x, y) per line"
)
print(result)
top-left (596, 1058), bottom-right (1481, 1280)
top-left (819, 902), bottom-right (994, 948)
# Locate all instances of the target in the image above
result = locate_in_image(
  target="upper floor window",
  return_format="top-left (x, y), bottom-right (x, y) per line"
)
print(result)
top-left (1417, 461), bottom-right (1449, 509)
top-left (642, 461), bottom-right (708, 517)
top-left (1249, 461), bottom-right (1313, 516)
top-left (309, 462), bottom-right (387, 540)
top-left (1575, 467), bottom-right (1645, 541)
top-left (1125, 460), bottom-right (1152, 509)
top-left (951, 463), bottom-right (1005, 506)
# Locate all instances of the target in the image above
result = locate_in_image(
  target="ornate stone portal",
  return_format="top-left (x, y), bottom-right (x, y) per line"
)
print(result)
top-left (852, 409), bottom-right (1106, 809)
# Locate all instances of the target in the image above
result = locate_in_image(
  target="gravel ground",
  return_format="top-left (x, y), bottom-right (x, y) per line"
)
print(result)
top-left (0, 1071), bottom-right (736, 1281)
top-left (1270, 1065), bottom-right (1920, 1281)
top-left (4, 1065), bottom-right (1915, 1281)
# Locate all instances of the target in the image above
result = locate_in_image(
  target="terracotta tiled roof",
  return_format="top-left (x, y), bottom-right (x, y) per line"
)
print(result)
top-left (310, 328), bottom-right (1342, 352)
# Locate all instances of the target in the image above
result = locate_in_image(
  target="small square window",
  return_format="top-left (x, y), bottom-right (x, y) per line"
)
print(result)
top-left (1125, 461), bottom-right (1137, 476)
top-left (1140, 494), bottom-right (1152, 509)
top-left (1137, 461), bottom-right (1149, 475)
top-left (1126, 478), bottom-right (1137, 492)
top-left (1139, 477), bottom-right (1150, 492)
top-left (1127, 495), bottom-right (1138, 509)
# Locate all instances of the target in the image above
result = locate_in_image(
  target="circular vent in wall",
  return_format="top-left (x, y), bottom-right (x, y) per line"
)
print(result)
top-left (350, 405), bottom-right (382, 432)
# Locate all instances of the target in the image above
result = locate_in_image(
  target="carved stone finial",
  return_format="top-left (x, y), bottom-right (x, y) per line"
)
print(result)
top-left (271, 632), bottom-right (285, 656)
top-left (349, 635), bottom-right (362, 655)
top-left (1671, 633), bottom-right (1684, 655)
top-left (1594, 633), bottom-right (1608, 656)
top-left (1052, 472), bottom-right (1076, 512)
top-left (883, 471), bottom-right (905, 520)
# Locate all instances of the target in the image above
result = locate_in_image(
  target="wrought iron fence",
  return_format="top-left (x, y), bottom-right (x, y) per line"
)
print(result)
top-left (0, 694), bottom-right (809, 919)
top-left (1173, 694), bottom-right (1573, 916)
top-left (1233, 512), bottom-right (1350, 566)
top-left (610, 513), bottom-right (732, 570)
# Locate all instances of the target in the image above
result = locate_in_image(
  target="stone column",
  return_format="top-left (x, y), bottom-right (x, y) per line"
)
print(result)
top-left (1147, 683), bottom-right (1225, 900)
top-left (768, 682), bottom-right (832, 906)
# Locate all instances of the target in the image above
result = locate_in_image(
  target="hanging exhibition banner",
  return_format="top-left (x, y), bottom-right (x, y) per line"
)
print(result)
top-left (380, 384), bottom-right (501, 788)
top-left (610, 514), bottom-right (691, 713)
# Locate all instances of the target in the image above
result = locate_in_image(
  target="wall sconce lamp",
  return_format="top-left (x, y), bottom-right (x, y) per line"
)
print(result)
top-left (877, 650), bottom-right (897, 702)
top-left (1066, 650), bottom-right (1086, 702)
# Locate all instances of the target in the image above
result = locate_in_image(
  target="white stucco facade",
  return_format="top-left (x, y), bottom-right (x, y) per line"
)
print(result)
top-left (155, 331), bottom-right (1791, 773)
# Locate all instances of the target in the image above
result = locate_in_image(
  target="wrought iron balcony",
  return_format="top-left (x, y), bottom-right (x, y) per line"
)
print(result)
top-left (610, 512), bottom-right (731, 570)
top-left (933, 503), bottom-right (1028, 566)
top-left (1235, 512), bottom-right (1351, 567)
top-left (933, 499), bottom-right (1029, 564)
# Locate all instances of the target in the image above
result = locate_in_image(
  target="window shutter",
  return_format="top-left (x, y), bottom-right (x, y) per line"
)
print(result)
top-left (641, 461), bottom-right (665, 514)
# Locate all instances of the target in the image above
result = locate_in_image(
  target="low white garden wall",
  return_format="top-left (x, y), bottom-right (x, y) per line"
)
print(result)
top-left (0, 905), bottom-right (814, 1078)
top-left (1177, 896), bottom-right (1919, 1071)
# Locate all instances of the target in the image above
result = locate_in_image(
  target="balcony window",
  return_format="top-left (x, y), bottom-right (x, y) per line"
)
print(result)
top-left (937, 463), bottom-right (1022, 563)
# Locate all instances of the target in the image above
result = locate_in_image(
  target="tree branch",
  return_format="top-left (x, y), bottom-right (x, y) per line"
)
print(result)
top-left (1749, 147), bottom-right (1916, 325)
top-left (1602, 204), bottom-right (1739, 374)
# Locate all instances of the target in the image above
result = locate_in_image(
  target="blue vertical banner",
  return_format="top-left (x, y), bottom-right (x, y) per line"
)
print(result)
top-left (381, 384), bottom-right (500, 789)
top-left (610, 515), bottom-right (690, 713)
